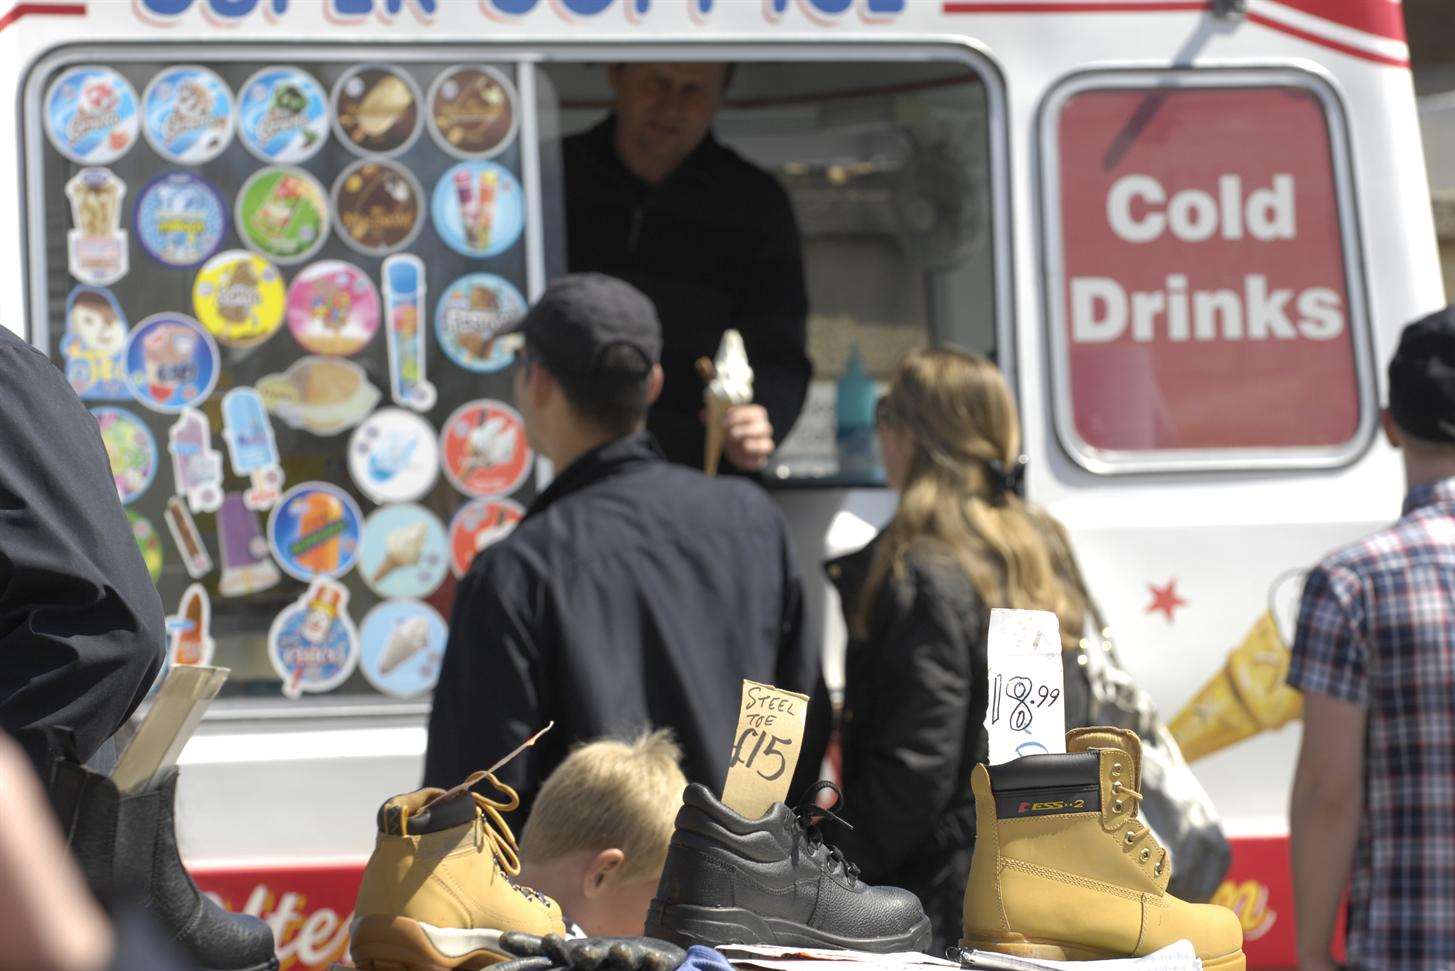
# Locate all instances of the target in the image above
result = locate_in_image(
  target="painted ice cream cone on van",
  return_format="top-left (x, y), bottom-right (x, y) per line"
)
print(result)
top-left (1170, 611), bottom-right (1303, 763)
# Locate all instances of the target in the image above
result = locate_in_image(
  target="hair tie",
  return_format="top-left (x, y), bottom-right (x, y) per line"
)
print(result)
top-left (983, 455), bottom-right (1028, 504)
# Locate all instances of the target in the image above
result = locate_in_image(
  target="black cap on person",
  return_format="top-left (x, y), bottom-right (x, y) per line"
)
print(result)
top-left (1389, 305), bottom-right (1455, 443)
top-left (514, 273), bottom-right (661, 380)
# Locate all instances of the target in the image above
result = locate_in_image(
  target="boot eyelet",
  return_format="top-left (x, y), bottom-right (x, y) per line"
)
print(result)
top-left (1112, 781), bottom-right (1124, 794)
top-left (1110, 764), bottom-right (1122, 777)
top-left (1155, 864), bottom-right (1164, 876)
top-left (1139, 849), bottom-right (1151, 863)
top-left (1124, 832), bottom-right (1136, 845)
top-left (1113, 800), bottom-right (1124, 813)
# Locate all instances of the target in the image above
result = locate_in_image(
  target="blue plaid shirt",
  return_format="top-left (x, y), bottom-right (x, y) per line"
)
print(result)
top-left (1288, 477), bottom-right (1455, 970)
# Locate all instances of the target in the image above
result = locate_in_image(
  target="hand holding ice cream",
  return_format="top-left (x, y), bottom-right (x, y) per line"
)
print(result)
top-left (700, 330), bottom-right (772, 475)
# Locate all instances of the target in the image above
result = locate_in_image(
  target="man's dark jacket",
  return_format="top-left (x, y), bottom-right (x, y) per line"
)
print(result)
top-left (563, 118), bottom-right (812, 470)
top-left (424, 433), bottom-right (816, 819)
top-left (0, 327), bottom-right (164, 778)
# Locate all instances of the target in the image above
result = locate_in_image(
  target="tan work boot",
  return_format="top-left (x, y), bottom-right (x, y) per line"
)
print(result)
top-left (961, 727), bottom-right (1244, 970)
top-left (350, 771), bottom-right (566, 970)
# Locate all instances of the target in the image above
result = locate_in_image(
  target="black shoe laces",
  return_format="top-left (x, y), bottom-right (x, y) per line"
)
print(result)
top-left (794, 781), bottom-right (861, 884)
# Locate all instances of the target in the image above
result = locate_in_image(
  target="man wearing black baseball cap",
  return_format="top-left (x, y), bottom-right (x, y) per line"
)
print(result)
top-left (1288, 306), bottom-right (1455, 971)
top-left (424, 274), bottom-right (818, 819)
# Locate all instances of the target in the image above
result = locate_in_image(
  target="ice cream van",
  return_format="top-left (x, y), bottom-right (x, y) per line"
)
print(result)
top-left (0, 0), bottom-right (1436, 967)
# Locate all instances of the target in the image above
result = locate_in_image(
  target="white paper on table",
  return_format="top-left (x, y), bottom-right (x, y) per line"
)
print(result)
top-left (983, 608), bottom-right (1066, 765)
top-left (959, 940), bottom-right (1200, 971)
top-left (717, 944), bottom-right (958, 968)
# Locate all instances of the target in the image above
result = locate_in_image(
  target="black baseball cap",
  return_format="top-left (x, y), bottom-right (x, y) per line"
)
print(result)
top-left (1389, 305), bottom-right (1455, 443)
top-left (514, 273), bottom-right (661, 379)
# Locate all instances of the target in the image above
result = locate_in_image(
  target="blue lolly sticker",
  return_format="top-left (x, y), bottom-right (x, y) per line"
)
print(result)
top-left (167, 408), bottom-right (225, 514)
top-left (63, 287), bottom-right (130, 400)
top-left (359, 599), bottom-right (447, 698)
top-left (141, 65), bottom-right (235, 164)
top-left (93, 407), bottom-right (158, 507)
top-left (125, 314), bottom-right (219, 414)
top-left (434, 273), bottom-right (526, 374)
top-left (135, 172), bottom-right (227, 268)
top-left (238, 67), bottom-right (329, 164)
top-left (45, 66), bottom-right (139, 165)
top-left (431, 161), bottom-right (524, 258)
top-left (358, 504), bottom-right (449, 600)
top-left (269, 578), bottom-right (360, 699)
top-left (221, 387), bottom-right (285, 511)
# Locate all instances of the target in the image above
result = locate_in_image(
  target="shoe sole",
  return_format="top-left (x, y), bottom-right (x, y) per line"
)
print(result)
top-left (646, 901), bottom-right (933, 953)
top-left (960, 936), bottom-right (1246, 971)
top-left (349, 916), bottom-right (510, 971)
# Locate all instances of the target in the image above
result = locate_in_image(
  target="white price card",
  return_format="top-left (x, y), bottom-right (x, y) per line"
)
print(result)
top-left (984, 608), bottom-right (1066, 765)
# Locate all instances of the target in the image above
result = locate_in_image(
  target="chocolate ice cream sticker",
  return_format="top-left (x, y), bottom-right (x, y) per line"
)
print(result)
top-left (449, 497), bottom-right (524, 578)
top-left (45, 66), bottom-right (139, 165)
top-left (142, 65), bottom-right (235, 165)
top-left (238, 66), bottom-right (328, 164)
top-left (333, 159), bottom-right (424, 257)
top-left (359, 599), bottom-right (447, 699)
top-left (236, 167), bottom-right (330, 265)
top-left (333, 64), bottom-right (422, 158)
top-left (192, 250), bottom-right (285, 349)
top-left (125, 314), bottom-right (219, 414)
top-left (135, 171), bottom-right (227, 269)
top-left (359, 504), bottom-right (449, 601)
top-left (92, 407), bottom-right (157, 506)
top-left (269, 578), bottom-right (360, 699)
top-left (427, 65), bottom-right (518, 160)
top-left (267, 482), bottom-right (364, 582)
top-left (440, 399), bottom-right (533, 498)
top-left (435, 272), bottom-right (526, 373)
top-left (66, 168), bottom-right (128, 286)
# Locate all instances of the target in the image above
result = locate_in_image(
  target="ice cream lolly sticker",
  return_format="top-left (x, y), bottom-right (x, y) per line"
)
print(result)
top-left (440, 400), bottom-right (533, 498)
top-left (268, 482), bottom-right (364, 582)
top-left (222, 388), bottom-right (285, 511)
top-left (427, 66), bottom-right (518, 160)
top-left (129, 511), bottom-right (164, 583)
top-left (269, 578), bottom-right (360, 699)
top-left (333, 64), bottom-right (422, 158)
top-left (238, 67), bottom-right (328, 164)
top-left (348, 408), bottom-right (440, 505)
top-left (286, 260), bottom-right (380, 356)
top-left (63, 287), bottom-right (130, 400)
top-left (359, 504), bottom-right (449, 600)
top-left (449, 497), bottom-right (525, 578)
top-left (166, 583), bottom-right (216, 667)
top-left (135, 171), bottom-right (227, 269)
top-left (435, 272), bottom-right (526, 373)
top-left (142, 66), bottom-right (235, 165)
top-left (360, 599), bottom-right (446, 698)
top-left (45, 66), bottom-right (139, 165)
top-left (383, 255), bottom-right (436, 412)
top-left (66, 168), bottom-right (128, 286)
top-left (217, 492), bottom-right (281, 597)
top-left (167, 408), bottom-right (224, 514)
top-left (125, 314), bottom-right (219, 414)
top-left (236, 167), bottom-right (330, 265)
top-left (165, 495), bottom-right (212, 580)
top-left (92, 407), bottom-right (157, 506)
top-left (256, 356), bottom-right (381, 436)
top-left (193, 251), bottom-right (285, 349)
top-left (333, 159), bottom-right (424, 257)
top-left (432, 161), bottom-right (524, 258)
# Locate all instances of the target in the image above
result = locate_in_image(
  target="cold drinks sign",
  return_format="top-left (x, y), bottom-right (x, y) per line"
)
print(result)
top-left (1044, 77), bottom-right (1369, 466)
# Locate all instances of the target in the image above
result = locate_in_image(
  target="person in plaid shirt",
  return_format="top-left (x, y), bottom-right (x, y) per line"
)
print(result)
top-left (1288, 306), bottom-right (1455, 971)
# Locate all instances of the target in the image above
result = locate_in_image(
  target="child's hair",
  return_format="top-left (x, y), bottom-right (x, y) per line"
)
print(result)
top-left (520, 729), bottom-right (687, 884)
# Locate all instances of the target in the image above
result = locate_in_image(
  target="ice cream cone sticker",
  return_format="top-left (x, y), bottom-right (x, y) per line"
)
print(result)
top-left (166, 583), bottom-right (215, 667)
top-left (700, 329), bottom-right (753, 477)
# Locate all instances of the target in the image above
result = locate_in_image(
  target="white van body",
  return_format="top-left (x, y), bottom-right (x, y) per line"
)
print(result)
top-left (0, 1), bottom-right (1436, 967)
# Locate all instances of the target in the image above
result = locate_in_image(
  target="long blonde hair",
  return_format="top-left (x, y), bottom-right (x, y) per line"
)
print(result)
top-left (859, 348), bottom-right (1084, 647)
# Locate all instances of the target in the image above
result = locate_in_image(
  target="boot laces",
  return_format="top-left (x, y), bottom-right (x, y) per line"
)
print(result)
top-left (794, 781), bottom-right (861, 884)
top-left (429, 770), bottom-right (551, 905)
top-left (1112, 780), bottom-right (1169, 876)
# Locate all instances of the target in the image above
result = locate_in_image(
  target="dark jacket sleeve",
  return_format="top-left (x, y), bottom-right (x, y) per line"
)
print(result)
top-left (0, 337), bottom-right (164, 778)
top-left (835, 562), bottom-right (981, 878)
top-left (424, 549), bottom-right (552, 815)
top-left (735, 178), bottom-right (811, 456)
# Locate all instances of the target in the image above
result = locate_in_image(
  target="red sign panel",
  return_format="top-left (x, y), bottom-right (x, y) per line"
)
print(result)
top-left (1050, 83), bottom-right (1364, 457)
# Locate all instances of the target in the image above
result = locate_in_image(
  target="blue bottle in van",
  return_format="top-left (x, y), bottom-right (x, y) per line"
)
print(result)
top-left (836, 342), bottom-right (881, 481)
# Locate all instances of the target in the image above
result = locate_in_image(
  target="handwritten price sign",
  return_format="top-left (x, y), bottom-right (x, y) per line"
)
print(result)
top-left (984, 608), bottom-right (1067, 765)
top-left (720, 679), bottom-right (809, 819)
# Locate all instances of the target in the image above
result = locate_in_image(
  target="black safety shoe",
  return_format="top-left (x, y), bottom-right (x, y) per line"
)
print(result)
top-left (644, 782), bottom-right (932, 953)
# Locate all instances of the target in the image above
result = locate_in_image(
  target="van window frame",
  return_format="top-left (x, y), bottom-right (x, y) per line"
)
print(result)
top-left (19, 40), bottom-right (1013, 723)
top-left (1037, 66), bottom-right (1377, 476)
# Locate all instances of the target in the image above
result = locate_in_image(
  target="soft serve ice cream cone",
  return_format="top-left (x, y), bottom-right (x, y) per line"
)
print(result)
top-left (703, 329), bottom-right (753, 476)
top-left (379, 616), bottom-right (431, 675)
top-left (371, 522), bottom-right (427, 585)
top-left (1170, 610), bottom-right (1304, 763)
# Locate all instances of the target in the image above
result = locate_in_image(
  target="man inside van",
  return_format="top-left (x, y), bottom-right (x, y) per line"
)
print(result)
top-left (563, 62), bottom-right (812, 474)
top-left (1288, 305), bottom-right (1455, 971)
top-left (424, 274), bottom-right (817, 818)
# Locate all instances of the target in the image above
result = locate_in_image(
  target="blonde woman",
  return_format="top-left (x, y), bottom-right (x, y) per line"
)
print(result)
top-left (823, 347), bottom-right (1085, 951)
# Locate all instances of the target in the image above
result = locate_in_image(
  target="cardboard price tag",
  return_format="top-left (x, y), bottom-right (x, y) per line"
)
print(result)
top-left (721, 679), bottom-right (809, 820)
top-left (984, 608), bottom-right (1066, 765)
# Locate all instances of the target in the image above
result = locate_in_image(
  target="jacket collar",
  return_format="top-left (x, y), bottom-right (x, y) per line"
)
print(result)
top-left (824, 533), bottom-right (883, 611)
top-left (527, 431), bottom-right (664, 518)
top-left (1402, 475), bottom-right (1455, 517)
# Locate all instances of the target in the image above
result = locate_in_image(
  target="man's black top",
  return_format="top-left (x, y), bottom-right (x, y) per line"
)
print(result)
top-left (563, 118), bottom-right (812, 470)
top-left (424, 433), bottom-right (815, 818)
top-left (0, 327), bottom-right (164, 778)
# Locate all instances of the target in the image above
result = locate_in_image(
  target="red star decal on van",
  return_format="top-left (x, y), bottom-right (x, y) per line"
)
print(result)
top-left (1146, 579), bottom-right (1188, 623)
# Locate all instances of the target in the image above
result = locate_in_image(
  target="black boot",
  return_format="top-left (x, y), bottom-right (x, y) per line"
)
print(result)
top-left (49, 759), bottom-right (279, 971)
